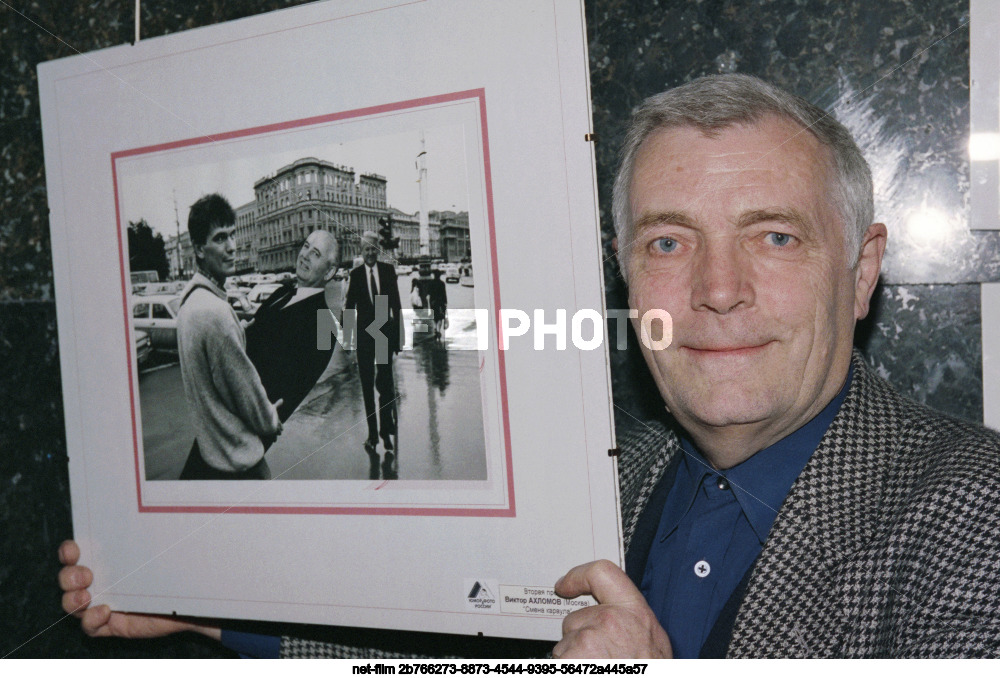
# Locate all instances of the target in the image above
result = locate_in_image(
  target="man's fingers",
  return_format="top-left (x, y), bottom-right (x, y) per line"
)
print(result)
top-left (555, 559), bottom-right (643, 605)
top-left (62, 589), bottom-right (91, 616)
top-left (58, 564), bottom-right (92, 593)
top-left (80, 605), bottom-right (113, 636)
top-left (58, 540), bottom-right (79, 566)
top-left (560, 599), bottom-right (604, 636)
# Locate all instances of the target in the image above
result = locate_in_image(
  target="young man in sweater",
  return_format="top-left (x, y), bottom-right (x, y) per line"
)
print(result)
top-left (176, 193), bottom-right (283, 480)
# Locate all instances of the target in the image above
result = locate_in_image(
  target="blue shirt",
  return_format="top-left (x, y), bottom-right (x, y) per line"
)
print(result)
top-left (640, 368), bottom-right (852, 658)
top-left (220, 628), bottom-right (281, 658)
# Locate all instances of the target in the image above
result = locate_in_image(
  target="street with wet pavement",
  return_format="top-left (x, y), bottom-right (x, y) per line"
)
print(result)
top-left (138, 275), bottom-right (486, 481)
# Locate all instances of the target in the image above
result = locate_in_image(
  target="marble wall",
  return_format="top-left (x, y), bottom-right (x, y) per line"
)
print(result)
top-left (1, 0), bottom-right (991, 658)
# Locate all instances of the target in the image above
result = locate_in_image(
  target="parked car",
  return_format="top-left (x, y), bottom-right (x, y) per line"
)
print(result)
top-left (227, 290), bottom-right (258, 320)
top-left (247, 283), bottom-right (283, 304)
top-left (134, 281), bottom-right (185, 296)
top-left (442, 263), bottom-right (461, 283)
top-left (134, 329), bottom-right (152, 366)
top-left (459, 264), bottom-right (474, 287)
top-left (132, 294), bottom-right (181, 349)
top-left (230, 276), bottom-right (254, 291)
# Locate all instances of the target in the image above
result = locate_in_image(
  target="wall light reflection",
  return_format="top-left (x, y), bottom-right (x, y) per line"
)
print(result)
top-left (904, 206), bottom-right (951, 248)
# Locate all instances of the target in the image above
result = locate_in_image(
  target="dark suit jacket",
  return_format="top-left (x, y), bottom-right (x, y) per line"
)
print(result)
top-left (617, 350), bottom-right (1000, 657)
top-left (245, 282), bottom-right (336, 421)
top-left (343, 261), bottom-right (402, 356)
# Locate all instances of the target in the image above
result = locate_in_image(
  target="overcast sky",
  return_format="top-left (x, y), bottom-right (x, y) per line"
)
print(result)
top-left (118, 124), bottom-right (471, 240)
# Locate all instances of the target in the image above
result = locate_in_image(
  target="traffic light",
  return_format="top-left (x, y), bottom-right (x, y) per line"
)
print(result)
top-left (377, 214), bottom-right (399, 251)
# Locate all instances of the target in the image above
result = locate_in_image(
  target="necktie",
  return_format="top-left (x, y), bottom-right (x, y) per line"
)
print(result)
top-left (369, 268), bottom-right (379, 304)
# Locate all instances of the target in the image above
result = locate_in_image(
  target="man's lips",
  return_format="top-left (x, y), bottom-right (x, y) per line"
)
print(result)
top-left (681, 341), bottom-right (773, 356)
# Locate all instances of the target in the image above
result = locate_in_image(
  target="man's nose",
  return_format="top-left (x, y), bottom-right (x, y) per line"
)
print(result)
top-left (690, 239), bottom-right (754, 314)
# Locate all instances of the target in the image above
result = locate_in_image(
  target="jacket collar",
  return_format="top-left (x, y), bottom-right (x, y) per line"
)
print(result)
top-left (181, 271), bottom-right (227, 306)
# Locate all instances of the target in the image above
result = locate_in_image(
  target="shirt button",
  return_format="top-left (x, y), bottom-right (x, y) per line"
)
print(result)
top-left (717, 477), bottom-right (729, 491)
top-left (694, 560), bottom-right (711, 577)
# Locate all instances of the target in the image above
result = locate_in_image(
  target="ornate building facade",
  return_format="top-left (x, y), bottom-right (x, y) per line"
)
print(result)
top-left (390, 207), bottom-right (441, 261)
top-left (228, 156), bottom-right (468, 272)
top-left (434, 210), bottom-right (471, 262)
top-left (164, 231), bottom-right (194, 280)
top-left (243, 157), bottom-right (388, 273)
top-left (233, 200), bottom-right (257, 272)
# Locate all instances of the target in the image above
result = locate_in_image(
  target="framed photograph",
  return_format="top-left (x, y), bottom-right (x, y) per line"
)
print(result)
top-left (983, 283), bottom-right (1000, 431)
top-left (120, 90), bottom-right (506, 511)
top-left (39, 0), bottom-right (619, 640)
top-left (971, 0), bottom-right (1000, 230)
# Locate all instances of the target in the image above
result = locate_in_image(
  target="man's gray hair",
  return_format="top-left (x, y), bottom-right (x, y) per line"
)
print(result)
top-left (612, 74), bottom-right (873, 279)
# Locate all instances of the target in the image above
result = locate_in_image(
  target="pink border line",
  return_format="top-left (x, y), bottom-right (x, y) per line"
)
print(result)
top-left (113, 89), bottom-right (515, 517)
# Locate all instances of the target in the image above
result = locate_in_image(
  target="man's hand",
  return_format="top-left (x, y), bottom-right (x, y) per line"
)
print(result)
top-left (58, 540), bottom-right (221, 641)
top-left (271, 398), bottom-right (284, 433)
top-left (553, 560), bottom-right (672, 659)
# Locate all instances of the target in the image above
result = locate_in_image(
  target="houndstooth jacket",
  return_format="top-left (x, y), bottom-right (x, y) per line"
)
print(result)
top-left (283, 352), bottom-right (1000, 658)
top-left (618, 351), bottom-right (1000, 657)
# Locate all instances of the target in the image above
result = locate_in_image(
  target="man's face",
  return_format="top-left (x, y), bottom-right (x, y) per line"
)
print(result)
top-left (625, 117), bottom-right (873, 449)
top-left (196, 223), bottom-right (236, 281)
top-left (296, 231), bottom-right (337, 287)
top-left (362, 241), bottom-right (379, 267)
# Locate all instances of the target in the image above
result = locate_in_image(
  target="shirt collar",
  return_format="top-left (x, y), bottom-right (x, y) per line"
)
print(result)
top-left (676, 364), bottom-right (854, 543)
top-left (188, 271), bottom-right (227, 302)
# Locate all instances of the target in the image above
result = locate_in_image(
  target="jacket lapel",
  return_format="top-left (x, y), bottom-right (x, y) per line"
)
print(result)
top-left (617, 415), bottom-right (683, 554)
top-left (727, 352), bottom-right (904, 656)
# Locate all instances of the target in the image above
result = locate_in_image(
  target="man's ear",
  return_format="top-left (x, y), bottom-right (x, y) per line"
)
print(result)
top-left (612, 237), bottom-right (619, 254)
top-left (854, 222), bottom-right (887, 320)
top-left (323, 263), bottom-right (337, 284)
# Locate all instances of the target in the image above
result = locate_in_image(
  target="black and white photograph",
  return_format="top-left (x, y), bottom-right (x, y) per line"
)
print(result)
top-left (35, 0), bottom-right (618, 639)
top-left (120, 108), bottom-right (491, 485)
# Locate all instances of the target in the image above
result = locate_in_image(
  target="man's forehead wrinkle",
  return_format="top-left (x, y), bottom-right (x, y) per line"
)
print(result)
top-left (705, 150), bottom-right (756, 160)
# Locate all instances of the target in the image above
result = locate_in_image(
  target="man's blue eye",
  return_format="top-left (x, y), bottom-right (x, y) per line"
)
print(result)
top-left (655, 238), bottom-right (677, 253)
top-left (767, 232), bottom-right (791, 246)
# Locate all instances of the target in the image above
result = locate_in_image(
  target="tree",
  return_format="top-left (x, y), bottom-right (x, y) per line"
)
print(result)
top-left (127, 219), bottom-right (170, 281)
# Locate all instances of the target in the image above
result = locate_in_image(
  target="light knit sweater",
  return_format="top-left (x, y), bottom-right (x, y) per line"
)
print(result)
top-left (177, 273), bottom-right (280, 472)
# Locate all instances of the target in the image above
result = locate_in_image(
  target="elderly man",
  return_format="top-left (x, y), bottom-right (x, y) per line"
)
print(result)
top-left (60, 75), bottom-right (1000, 656)
top-left (246, 229), bottom-right (341, 423)
top-left (343, 231), bottom-right (402, 455)
top-left (176, 194), bottom-right (283, 481)
top-left (552, 74), bottom-right (1000, 658)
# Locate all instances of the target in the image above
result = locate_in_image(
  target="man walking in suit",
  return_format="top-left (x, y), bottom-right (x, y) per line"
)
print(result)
top-left (344, 231), bottom-right (402, 454)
